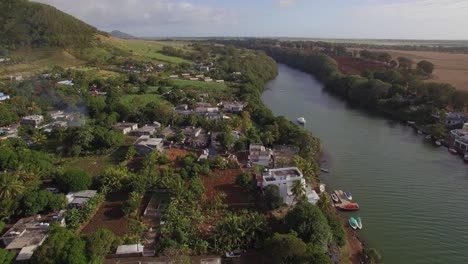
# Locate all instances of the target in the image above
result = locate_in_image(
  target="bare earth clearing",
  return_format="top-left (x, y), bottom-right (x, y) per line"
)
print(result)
top-left (350, 48), bottom-right (468, 90)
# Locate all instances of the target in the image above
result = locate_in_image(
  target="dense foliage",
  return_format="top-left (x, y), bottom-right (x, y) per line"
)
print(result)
top-left (0, 0), bottom-right (97, 49)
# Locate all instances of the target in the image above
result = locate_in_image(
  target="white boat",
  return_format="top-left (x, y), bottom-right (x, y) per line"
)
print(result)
top-left (435, 140), bottom-right (442, 146)
top-left (297, 117), bottom-right (306, 125)
top-left (417, 130), bottom-right (423, 135)
top-left (356, 217), bottom-right (363, 229)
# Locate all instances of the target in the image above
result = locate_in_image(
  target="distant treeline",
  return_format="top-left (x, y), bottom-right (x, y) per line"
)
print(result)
top-left (0, 0), bottom-right (98, 50)
top-left (212, 39), bottom-right (468, 125)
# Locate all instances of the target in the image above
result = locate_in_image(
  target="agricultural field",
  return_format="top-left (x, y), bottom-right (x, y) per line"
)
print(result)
top-left (349, 48), bottom-right (468, 90)
top-left (333, 57), bottom-right (385, 75)
top-left (100, 36), bottom-right (192, 64)
top-left (173, 79), bottom-right (227, 92)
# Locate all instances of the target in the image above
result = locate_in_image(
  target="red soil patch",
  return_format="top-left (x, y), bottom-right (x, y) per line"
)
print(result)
top-left (334, 57), bottom-right (385, 75)
top-left (81, 192), bottom-right (129, 236)
top-left (164, 148), bottom-right (191, 162)
top-left (202, 169), bottom-right (251, 205)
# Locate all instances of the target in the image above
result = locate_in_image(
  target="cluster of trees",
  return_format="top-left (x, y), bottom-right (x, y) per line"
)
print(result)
top-left (359, 50), bottom-right (392, 64)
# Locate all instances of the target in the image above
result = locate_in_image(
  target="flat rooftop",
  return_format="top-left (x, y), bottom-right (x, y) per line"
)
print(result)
top-left (266, 167), bottom-right (301, 177)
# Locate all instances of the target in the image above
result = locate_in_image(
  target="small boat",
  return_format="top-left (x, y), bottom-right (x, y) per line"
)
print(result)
top-left (425, 135), bottom-right (432, 140)
top-left (337, 203), bottom-right (360, 211)
top-left (297, 117), bottom-right (306, 125)
top-left (319, 184), bottom-right (326, 193)
top-left (407, 121), bottom-right (416, 125)
top-left (225, 251), bottom-right (242, 258)
top-left (330, 193), bottom-right (340, 203)
top-left (448, 148), bottom-right (458, 155)
top-left (356, 217), bottom-right (363, 229)
top-left (434, 140), bottom-right (442, 147)
top-left (464, 155), bottom-right (468, 163)
top-left (348, 217), bottom-right (358, 230)
top-left (320, 168), bottom-right (330, 173)
top-left (344, 191), bottom-right (352, 201)
top-left (417, 130), bottom-right (423, 134)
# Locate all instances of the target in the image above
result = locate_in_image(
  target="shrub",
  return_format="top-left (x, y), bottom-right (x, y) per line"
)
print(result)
top-left (56, 169), bottom-right (92, 192)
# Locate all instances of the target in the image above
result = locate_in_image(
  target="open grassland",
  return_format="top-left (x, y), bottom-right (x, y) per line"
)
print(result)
top-left (63, 155), bottom-right (114, 176)
top-left (173, 79), bottom-right (227, 92)
top-left (120, 93), bottom-right (163, 105)
top-left (100, 36), bottom-right (192, 64)
top-left (0, 47), bottom-right (84, 78)
top-left (350, 48), bottom-right (468, 90)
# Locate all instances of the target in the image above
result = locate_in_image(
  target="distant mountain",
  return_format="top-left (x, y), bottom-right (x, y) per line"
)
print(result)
top-left (0, 0), bottom-right (98, 49)
top-left (110, 30), bottom-right (136, 39)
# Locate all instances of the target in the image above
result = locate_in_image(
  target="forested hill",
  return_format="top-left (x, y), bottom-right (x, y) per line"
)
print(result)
top-left (0, 0), bottom-right (98, 50)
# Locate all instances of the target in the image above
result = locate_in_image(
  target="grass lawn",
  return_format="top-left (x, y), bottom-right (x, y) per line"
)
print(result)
top-left (173, 79), bottom-right (227, 92)
top-left (120, 93), bottom-right (163, 105)
top-left (63, 155), bottom-right (114, 176)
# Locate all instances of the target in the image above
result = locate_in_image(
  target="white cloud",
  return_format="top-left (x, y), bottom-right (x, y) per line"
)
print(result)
top-left (278, 0), bottom-right (297, 7)
top-left (349, 0), bottom-right (468, 39)
top-left (33, 0), bottom-right (236, 35)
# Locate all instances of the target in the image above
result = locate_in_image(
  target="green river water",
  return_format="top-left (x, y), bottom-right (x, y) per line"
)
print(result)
top-left (261, 64), bottom-right (468, 264)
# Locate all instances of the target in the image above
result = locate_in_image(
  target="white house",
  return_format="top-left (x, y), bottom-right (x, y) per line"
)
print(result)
top-left (261, 167), bottom-right (319, 206)
top-left (451, 123), bottom-right (468, 152)
top-left (20, 115), bottom-right (44, 128)
top-left (248, 144), bottom-right (273, 167)
top-left (134, 136), bottom-right (164, 156)
top-left (113, 122), bottom-right (139, 135)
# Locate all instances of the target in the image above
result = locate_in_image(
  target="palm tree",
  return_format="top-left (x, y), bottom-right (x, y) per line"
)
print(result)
top-left (32, 132), bottom-right (47, 145)
top-left (261, 131), bottom-right (275, 146)
top-left (0, 173), bottom-right (25, 200)
top-left (291, 180), bottom-right (306, 204)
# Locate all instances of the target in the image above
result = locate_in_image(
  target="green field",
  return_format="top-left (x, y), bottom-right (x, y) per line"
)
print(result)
top-left (120, 93), bottom-right (163, 105)
top-left (101, 36), bottom-right (191, 64)
top-left (172, 79), bottom-right (227, 92)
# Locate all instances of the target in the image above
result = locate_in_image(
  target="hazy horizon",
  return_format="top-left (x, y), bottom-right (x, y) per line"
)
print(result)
top-left (34, 0), bottom-right (468, 40)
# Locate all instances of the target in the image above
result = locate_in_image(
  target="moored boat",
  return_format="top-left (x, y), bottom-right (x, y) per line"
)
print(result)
top-left (337, 203), bottom-right (360, 211)
top-left (434, 140), bottom-right (442, 147)
top-left (448, 148), bottom-right (458, 155)
top-left (344, 191), bottom-right (352, 201)
top-left (356, 217), bottom-right (363, 229)
top-left (330, 193), bottom-right (340, 203)
top-left (348, 217), bottom-right (358, 230)
top-left (464, 155), bottom-right (468, 163)
top-left (297, 117), bottom-right (306, 125)
top-left (425, 135), bottom-right (432, 140)
top-left (320, 168), bottom-right (330, 173)
top-left (417, 130), bottom-right (423, 135)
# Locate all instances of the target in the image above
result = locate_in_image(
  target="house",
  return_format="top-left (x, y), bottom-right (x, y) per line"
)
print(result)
top-left (203, 112), bottom-right (223, 120)
top-left (0, 211), bottom-right (66, 261)
top-left (200, 66), bottom-right (210, 71)
top-left (181, 73), bottom-right (190, 77)
top-left (451, 123), bottom-right (468, 152)
top-left (261, 167), bottom-right (320, 206)
top-left (183, 127), bottom-right (210, 148)
top-left (195, 106), bottom-right (219, 113)
top-left (10, 75), bottom-right (23, 81)
top-left (134, 136), bottom-right (164, 156)
top-left (113, 122), bottom-right (139, 135)
top-left (190, 77), bottom-right (199, 81)
top-left (132, 124), bottom-right (160, 137)
top-left (445, 112), bottom-right (468, 128)
top-left (248, 144), bottom-right (273, 167)
top-left (195, 74), bottom-right (204, 78)
top-left (232, 72), bottom-right (242, 75)
top-left (204, 78), bottom-right (213, 82)
top-left (0, 92), bottom-right (10, 101)
top-left (169, 75), bottom-right (179, 78)
top-left (21, 115), bottom-right (44, 128)
top-left (57, 80), bottom-right (74, 86)
top-left (48, 110), bottom-right (72, 121)
top-left (159, 126), bottom-right (176, 139)
top-left (115, 244), bottom-right (144, 256)
top-left (221, 101), bottom-right (245, 113)
top-left (215, 80), bottom-right (224, 83)
top-left (67, 190), bottom-right (98, 208)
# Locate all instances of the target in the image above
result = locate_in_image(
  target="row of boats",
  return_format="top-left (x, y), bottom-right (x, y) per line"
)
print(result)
top-left (348, 217), bottom-right (363, 230)
top-left (330, 190), bottom-right (360, 211)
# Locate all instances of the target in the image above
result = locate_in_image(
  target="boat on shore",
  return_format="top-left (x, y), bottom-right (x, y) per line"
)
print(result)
top-left (407, 121), bottom-right (416, 126)
top-left (330, 193), bottom-right (340, 203)
top-left (348, 217), bottom-right (358, 230)
top-left (344, 191), bottom-right (352, 201)
top-left (320, 168), bottom-right (330, 173)
top-left (448, 148), bottom-right (458, 155)
top-left (425, 135), bottom-right (432, 140)
top-left (297, 117), bottom-right (306, 125)
top-left (356, 217), bottom-right (363, 229)
top-left (434, 140), bottom-right (442, 147)
top-left (337, 203), bottom-right (360, 211)
top-left (464, 155), bottom-right (468, 163)
top-left (417, 130), bottom-right (423, 135)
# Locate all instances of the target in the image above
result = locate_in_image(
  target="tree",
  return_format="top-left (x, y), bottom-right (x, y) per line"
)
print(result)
top-left (264, 185), bottom-right (283, 210)
top-left (0, 173), bottom-right (25, 200)
top-left (305, 244), bottom-right (333, 264)
top-left (56, 169), bottom-right (92, 192)
top-left (100, 165), bottom-right (130, 191)
top-left (85, 228), bottom-right (116, 263)
top-left (417, 60), bottom-right (434, 75)
top-left (235, 173), bottom-right (252, 192)
top-left (0, 248), bottom-right (15, 264)
top-left (261, 131), bottom-right (275, 146)
top-left (31, 225), bottom-right (88, 264)
top-left (285, 201), bottom-right (332, 249)
top-left (397, 56), bottom-right (413, 70)
top-left (21, 190), bottom-right (67, 216)
top-left (266, 233), bottom-right (308, 264)
top-left (291, 180), bottom-right (306, 203)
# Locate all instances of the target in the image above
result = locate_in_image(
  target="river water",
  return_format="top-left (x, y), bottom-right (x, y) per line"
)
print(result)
top-left (261, 64), bottom-right (468, 264)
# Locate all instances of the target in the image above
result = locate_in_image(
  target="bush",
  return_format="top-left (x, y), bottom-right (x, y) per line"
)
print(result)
top-left (56, 169), bottom-right (92, 192)
top-left (264, 185), bottom-right (283, 209)
top-left (235, 173), bottom-right (252, 191)
top-left (21, 190), bottom-right (67, 216)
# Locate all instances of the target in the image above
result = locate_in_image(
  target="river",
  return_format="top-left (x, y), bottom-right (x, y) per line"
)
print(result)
top-left (261, 64), bottom-right (468, 264)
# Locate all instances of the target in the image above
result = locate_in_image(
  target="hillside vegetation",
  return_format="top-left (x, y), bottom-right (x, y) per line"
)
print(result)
top-left (0, 0), bottom-right (98, 50)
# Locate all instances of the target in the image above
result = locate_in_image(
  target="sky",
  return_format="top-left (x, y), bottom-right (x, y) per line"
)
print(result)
top-left (34, 0), bottom-right (468, 40)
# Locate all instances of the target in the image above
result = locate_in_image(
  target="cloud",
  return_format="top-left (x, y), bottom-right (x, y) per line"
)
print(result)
top-left (349, 0), bottom-right (468, 39)
top-left (33, 0), bottom-right (236, 35)
top-left (278, 0), bottom-right (297, 7)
